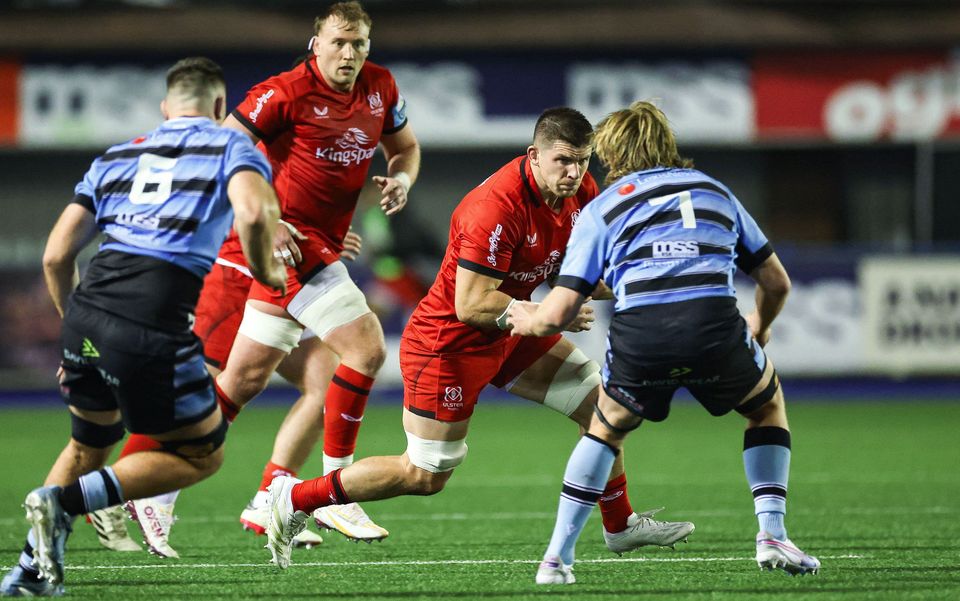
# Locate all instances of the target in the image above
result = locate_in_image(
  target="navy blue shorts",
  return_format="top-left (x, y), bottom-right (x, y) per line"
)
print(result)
top-left (602, 306), bottom-right (770, 422)
top-left (59, 302), bottom-right (217, 435)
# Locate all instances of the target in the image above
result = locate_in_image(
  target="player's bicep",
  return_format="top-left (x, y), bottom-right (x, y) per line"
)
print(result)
top-left (455, 265), bottom-right (503, 316)
top-left (226, 170), bottom-right (278, 227)
top-left (748, 252), bottom-right (790, 297)
top-left (380, 124), bottom-right (418, 161)
top-left (43, 204), bottom-right (98, 266)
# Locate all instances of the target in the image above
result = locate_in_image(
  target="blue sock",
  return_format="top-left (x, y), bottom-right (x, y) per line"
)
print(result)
top-left (544, 434), bottom-right (617, 565)
top-left (743, 427), bottom-right (791, 540)
top-left (16, 529), bottom-right (40, 576)
top-left (58, 466), bottom-right (124, 516)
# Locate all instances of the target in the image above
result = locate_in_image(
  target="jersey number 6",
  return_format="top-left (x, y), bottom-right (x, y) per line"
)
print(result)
top-left (130, 153), bottom-right (177, 205)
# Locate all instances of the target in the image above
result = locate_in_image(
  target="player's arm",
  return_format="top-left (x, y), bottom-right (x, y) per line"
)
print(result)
top-left (454, 267), bottom-right (514, 330)
top-left (223, 113), bottom-right (261, 145)
top-left (507, 286), bottom-right (592, 337)
top-left (226, 170), bottom-right (286, 295)
top-left (42, 204), bottom-right (99, 317)
top-left (374, 125), bottom-right (421, 216)
top-left (745, 253), bottom-right (791, 347)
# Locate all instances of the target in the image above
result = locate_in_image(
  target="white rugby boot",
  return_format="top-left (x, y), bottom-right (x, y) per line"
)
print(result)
top-left (23, 487), bottom-right (72, 586)
top-left (603, 507), bottom-right (695, 555)
top-left (240, 490), bottom-right (323, 548)
top-left (535, 555), bottom-right (575, 585)
top-left (265, 476), bottom-right (309, 569)
top-left (313, 503), bottom-right (389, 542)
top-left (89, 506), bottom-right (141, 552)
top-left (755, 531), bottom-right (821, 575)
top-left (126, 498), bottom-right (179, 559)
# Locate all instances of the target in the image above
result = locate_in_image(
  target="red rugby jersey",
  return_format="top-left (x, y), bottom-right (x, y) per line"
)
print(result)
top-left (404, 156), bottom-right (599, 353)
top-left (219, 58), bottom-right (406, 274)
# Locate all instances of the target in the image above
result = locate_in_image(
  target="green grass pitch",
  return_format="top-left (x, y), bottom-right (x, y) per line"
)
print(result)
top-left (2, 398), bottom-right (959, 600)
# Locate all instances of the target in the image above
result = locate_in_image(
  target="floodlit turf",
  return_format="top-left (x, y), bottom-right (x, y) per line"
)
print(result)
top-left (1, 399), bottom-right (959, 600)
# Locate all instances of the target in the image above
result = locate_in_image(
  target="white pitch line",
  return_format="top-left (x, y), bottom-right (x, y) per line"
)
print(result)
top-left (1, 555), bottom-right (863, 572)
top-left (0, 505), bottom-right (955, 528)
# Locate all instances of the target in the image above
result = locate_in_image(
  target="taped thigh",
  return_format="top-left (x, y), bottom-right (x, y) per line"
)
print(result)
top-left (542, 348), bottom-right (601, 416)
top-left (405, 432), bottom-right (468, 473)
top-left (237, 303), bottom-right (303, 353)
top-left (286, 262), bottom-right (371, 339)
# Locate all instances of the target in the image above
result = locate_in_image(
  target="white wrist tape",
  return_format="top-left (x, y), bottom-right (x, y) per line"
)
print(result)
top-left (392, 171), bottom-right (411, 193)
top-left (495, 298), bottom-right (517, 330)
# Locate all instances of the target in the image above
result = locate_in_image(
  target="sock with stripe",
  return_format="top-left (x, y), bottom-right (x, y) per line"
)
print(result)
top-left (322, 365), bottom-right (373, 472)
top-left (544, 434), bottom-right (618, 565)
top-left (259, 461), bottom-right (296, 492)
top-left (743, 426), bottom-right (791, 540)
top-left (13, 529), bottom-right (42, 581)
top-left (290, 469), bottom-right (350, 513)
top-left (58, 467), bottom-right (124, 516)
top-left (598, 472), bottom-right (634, 533)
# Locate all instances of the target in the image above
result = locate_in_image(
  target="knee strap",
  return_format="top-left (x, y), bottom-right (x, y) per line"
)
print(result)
top-left (735, 372), bottom-right (780, 416)
top-left (405, 432), bottom-right (468, 473)
top-left (159, 417), bottom-right (228, 459)
top-left (593, 404), bottom-right (642, 434)
top-left (71, 414), bottom-right (125, 448)
top-left (543, 348), bottom-right (601, 417)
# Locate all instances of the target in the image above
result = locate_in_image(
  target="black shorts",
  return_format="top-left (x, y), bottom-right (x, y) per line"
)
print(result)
top-left (602, 305), bottom-right (769, 422)
top-left (59, 302), bottom-right (217, 435)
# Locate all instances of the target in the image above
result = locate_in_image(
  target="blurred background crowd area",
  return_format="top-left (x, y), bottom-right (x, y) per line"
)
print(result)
top-left (0, 0), bottom-right (958, 388)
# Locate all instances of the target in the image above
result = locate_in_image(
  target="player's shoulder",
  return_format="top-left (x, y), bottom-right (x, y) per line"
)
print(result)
top-left (462, 156), bottom-right (528, 211)
top-left (358, 60), bottom-right (396, 88)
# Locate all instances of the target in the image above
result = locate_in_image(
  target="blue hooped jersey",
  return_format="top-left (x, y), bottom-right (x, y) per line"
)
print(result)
top-left (72, 116), bottom-right (272, 278)
top-left (556, 167), bottom-right (772, 313)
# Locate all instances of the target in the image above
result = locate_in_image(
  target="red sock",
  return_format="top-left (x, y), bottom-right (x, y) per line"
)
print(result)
top-left (118, 433), bottom-right (162, 458)
top-left (323, 365), bottom-right (373, 460)
top-left (599, 473), bottom-right (634, 533)
top-left (290, 469), bottom-right (349, 513)
top-left (214, 379), bottom-right (241, 423)
top-left (259, 461), bottom-right (296, 492)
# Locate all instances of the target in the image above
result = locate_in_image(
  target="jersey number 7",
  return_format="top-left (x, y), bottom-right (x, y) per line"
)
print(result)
top-left (649, 190), bottom-right (696, 229)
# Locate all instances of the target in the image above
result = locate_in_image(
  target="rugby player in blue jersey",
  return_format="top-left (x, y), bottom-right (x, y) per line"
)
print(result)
top-left (0, 57), bottom-right (286, 597)
top-left (508, 101), bottom-right (820, 584)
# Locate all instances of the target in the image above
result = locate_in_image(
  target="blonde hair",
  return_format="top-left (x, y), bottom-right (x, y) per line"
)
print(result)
top-left (593, 100), bottom-right (693, 185)
top-left (315, 1), bottom-right (372, 34)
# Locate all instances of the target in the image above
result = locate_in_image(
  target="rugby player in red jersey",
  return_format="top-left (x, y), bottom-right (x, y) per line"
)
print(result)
top-left (98, 1), bottom-right (415, 553)
top-left (262, 107), bottom-right (694, 569)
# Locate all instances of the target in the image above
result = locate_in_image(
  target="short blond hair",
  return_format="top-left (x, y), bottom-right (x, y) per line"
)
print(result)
top-left (315, 1), bottom-right (372, 34)
top-left (593, 101), bottom-right (693, 185)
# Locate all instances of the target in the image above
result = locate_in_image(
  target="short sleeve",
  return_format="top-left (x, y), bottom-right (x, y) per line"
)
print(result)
top-left (71, 161), bottom-right (99, 214)
top-left (456, 199), bottom-right (522, 279)
top-left (224, 134), bottom-right (272, 182)
top-left (382, 73), bottom-right (408, 135)
top-left (230, 78), bottom-right (291, 143)
top-left (733, 197), bottom-right (773, 273)
top-left (556, 205), bottom-right (607, 296)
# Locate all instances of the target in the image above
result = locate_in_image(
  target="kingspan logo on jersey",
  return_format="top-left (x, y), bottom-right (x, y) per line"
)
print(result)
top-left (248, 89), bottom-right (274, 123)
top-left (510, 250), bottom-right (562, 283)
top-left (316, 127), bottom-right (377, 166)
top-left (487, 224), bottom-right (503, 266)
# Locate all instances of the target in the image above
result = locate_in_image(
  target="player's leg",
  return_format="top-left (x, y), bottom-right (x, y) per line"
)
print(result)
top-left (215, 299), bottom-right (303, 410)
top-left (263, 337), bottom-right (483, 568)
top-left (278, 262), bottom-right (390, 541)
top-left (236, 336), bottom-right (330, 547)
top-left (537, 389), bottom-right (642, 584)
top-left (499, 336), bottom-right (693, 553)
top-left (731, 354), bottom-right (819, 575)
top-left (265, 409), bottom-right (469, 568)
